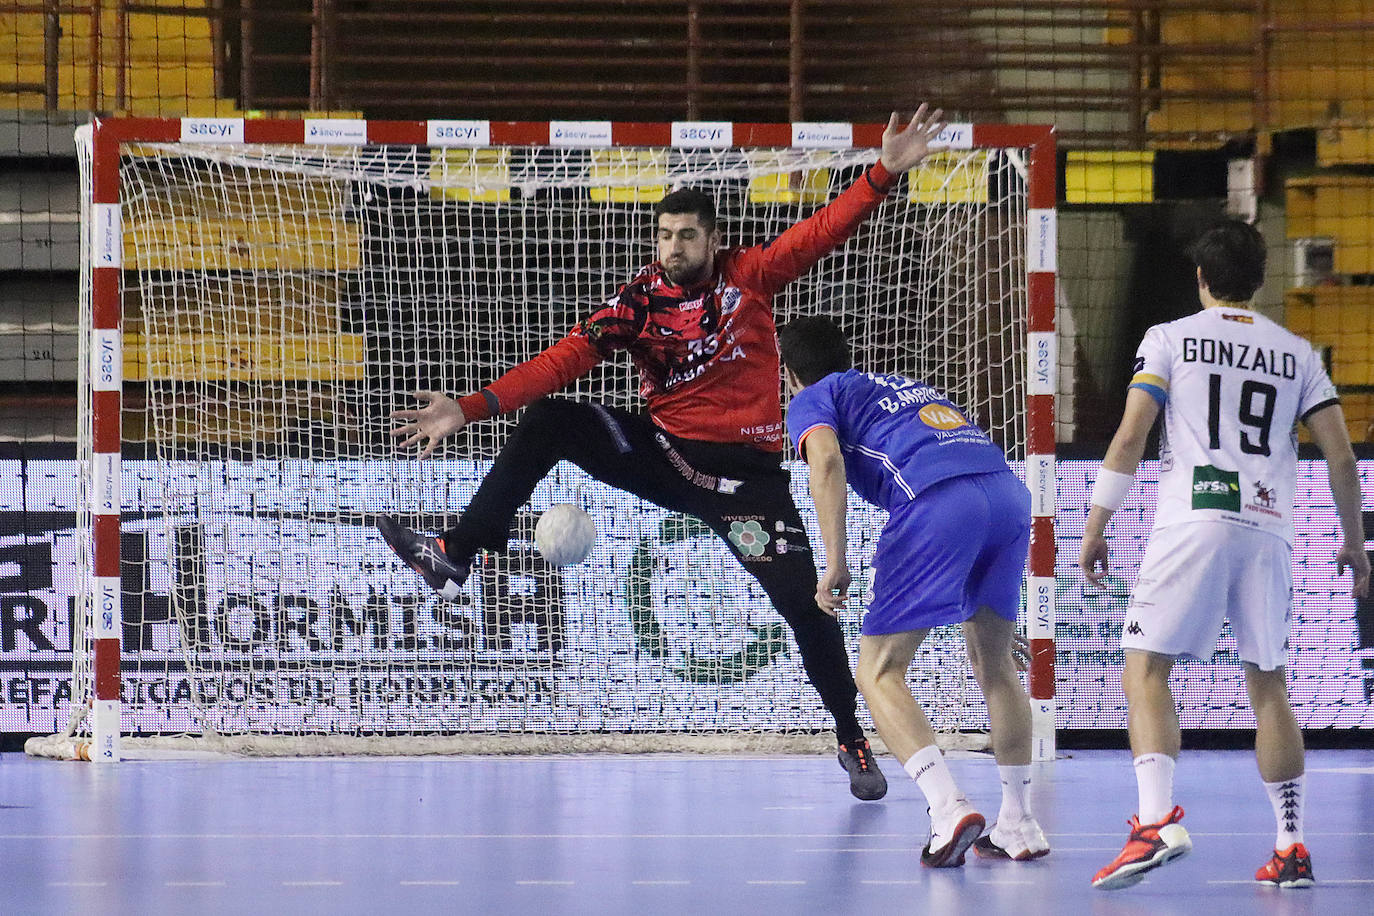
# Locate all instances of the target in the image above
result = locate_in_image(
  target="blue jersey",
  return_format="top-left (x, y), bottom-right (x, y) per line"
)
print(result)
top-left (786, 370), bottom-right (1010, 509)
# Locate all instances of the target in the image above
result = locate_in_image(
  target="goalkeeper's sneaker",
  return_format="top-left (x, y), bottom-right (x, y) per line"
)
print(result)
top-left (973, 816), bottom-right (1051, 861)
top-left (921, 799), bottom-right (985, 868)
top-left (1092, 805), bottom-right (1191, 890)
top-left (1255, 843), bottom-right (1315, 888)
top-left (377, 515), bottom-right (472, 600)
top-left (837, 738), bottom-right (888, 801)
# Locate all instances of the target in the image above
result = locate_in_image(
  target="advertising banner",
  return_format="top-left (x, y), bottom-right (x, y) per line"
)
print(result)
top-left (2, 459), bottom-right (1370, 734)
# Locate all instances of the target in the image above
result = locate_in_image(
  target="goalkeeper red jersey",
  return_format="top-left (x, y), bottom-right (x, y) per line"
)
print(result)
top-left (459, 161), bottom-right (897, 451)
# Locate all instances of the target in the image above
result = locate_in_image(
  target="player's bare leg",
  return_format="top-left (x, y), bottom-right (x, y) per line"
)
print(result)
top-left (1125, 650), bottom-right (1181, 759)
top-left (1246, 663), bottom-right (1315, 887)
top-left (856, 630), bottom-right (934, 760)
top-left (1093, 649), bottom-right (1192, 888)
top-left (963, 607), bottom-right (1031, 765)
top-left (856, 631), bottom-right (984, 867)
top-left (963, 607), bottom-right (1049, 861)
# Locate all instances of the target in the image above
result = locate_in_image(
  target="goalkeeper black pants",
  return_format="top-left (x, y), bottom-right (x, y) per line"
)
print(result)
top-left (441, 396), bottom-right (865, 744)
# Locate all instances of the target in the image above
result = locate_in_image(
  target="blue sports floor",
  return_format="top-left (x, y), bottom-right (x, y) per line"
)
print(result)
top-left (3, 748), bottom-right (1372, 915)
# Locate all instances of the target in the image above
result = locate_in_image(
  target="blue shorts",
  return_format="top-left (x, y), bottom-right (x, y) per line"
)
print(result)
top-left (863, 470), bottom-right (1031, 635)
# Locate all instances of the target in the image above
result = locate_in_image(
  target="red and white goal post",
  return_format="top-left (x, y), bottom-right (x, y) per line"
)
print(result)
top-left (27, 116), bottom-right (1057, 761)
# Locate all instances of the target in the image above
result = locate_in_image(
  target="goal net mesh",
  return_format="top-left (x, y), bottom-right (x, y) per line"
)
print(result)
top-left (51, 135), bottom-right (1028, 755)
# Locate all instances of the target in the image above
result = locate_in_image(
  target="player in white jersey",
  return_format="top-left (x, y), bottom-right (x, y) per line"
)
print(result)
top-left (1080, 219), bottom-right (1369, 890)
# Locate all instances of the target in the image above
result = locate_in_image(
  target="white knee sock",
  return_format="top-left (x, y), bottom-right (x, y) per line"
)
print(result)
top-left (997, 764), bottom-right (1033, 824)
top-left (1264, 775), bottom-right (1305, 849)
top-left (904, 744), bottom-right (961, 814)
top-left (1133, 753), bottom-right (1176, 823)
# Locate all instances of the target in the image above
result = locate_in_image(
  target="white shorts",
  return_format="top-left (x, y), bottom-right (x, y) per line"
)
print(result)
top-left (1123, 521), bottom-right (1293, 671)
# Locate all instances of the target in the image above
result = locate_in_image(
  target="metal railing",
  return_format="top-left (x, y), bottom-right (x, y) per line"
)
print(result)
top-left (5, 1), bottom-right (1371, 149)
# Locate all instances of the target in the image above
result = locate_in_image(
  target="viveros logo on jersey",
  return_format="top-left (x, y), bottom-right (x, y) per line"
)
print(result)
top-left (1192, 465), bottom-right (1241, 511)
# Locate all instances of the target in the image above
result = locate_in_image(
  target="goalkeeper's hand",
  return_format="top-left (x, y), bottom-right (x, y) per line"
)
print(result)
top-left (391, 390), bottom-right (467, 458)
top-left (879, 102), bottom-right (947, 174)
top-left (815, 565), bottom-right (852, 616)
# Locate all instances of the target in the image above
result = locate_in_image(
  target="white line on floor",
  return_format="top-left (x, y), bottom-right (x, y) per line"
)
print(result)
top-left (165, 881), bottom-right (226, 887)
top-left (516, 880), bottom-right (574, 886)
top-left (399, 880), bottom-right (459, 886)
top-left (11, 830), bottom-right (1369, 842)
top-left (282, 881), bottom-right (343, 887)
top-left (47, 882), bottom-right (106, 887)
top-left (0, 831), bottom-right (912, 841)
top-left (747, 880), bottom-right (806, 885)
top-left (1209, 879), bottom-right (1374, 886)
top-left (861, 879), bottom-right (922, 885)
top-left (632, 880), bottom-right (691, 885)
top-left (795, 847), bottom-right (914, 853)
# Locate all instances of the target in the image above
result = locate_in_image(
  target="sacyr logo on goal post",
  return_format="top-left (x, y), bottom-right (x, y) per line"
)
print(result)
top-left (624, 513), bottom-right (787, 684)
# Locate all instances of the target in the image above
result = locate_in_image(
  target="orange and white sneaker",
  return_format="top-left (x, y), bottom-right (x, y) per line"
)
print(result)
top-left (1091, 805), bottom-right (1192, 890)
top-left (1255, 843), bottom-right (1315, 888)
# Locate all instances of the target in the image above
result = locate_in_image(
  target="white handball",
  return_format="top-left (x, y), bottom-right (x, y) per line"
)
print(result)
top-left (535, 503), bottom-right (597, 566)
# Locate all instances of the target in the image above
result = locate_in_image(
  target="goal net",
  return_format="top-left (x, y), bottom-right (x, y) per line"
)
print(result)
top-left (30, 119), bottom-right (1052, 759)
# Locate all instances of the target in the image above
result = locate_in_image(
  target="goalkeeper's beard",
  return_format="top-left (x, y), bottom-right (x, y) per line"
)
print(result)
top-left (663, 255), bottom-right (712, 287)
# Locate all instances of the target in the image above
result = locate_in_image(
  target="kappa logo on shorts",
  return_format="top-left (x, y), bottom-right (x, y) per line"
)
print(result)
top-left (1126, 621), bottom-right (1144, 636)
top-left (1191, 465), bottom-right (1241, 512)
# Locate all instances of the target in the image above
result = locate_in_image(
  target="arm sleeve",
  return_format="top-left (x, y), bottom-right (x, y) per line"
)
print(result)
top-left (458, 335), bottom-right (602, 421)
top-left (457, 277), bottom-right (651, 421)
top-left (1298, 344), bottom-right (1340, 420)
top-left (786, 381), bottom-right (841, 459)
top-left (1128, 326), bottom-right (1172, 407)
top-left (732, 161), bottom-right (896, 295)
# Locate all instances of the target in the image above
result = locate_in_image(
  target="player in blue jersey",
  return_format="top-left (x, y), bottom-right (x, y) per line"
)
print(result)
top-left (779, 316), bottom-right (1048, 868)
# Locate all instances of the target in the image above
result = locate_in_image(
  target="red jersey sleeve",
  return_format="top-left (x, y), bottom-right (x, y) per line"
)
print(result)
top-left (458, 335), bottom-right (602, 421)
top-left (457, 275), bottom-right (652, 421)
top-left (732, 161), bottom-right (896, 295)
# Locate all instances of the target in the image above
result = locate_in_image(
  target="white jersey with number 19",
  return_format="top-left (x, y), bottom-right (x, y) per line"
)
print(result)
top-left (1130, 307), bottom-right (1338, 545)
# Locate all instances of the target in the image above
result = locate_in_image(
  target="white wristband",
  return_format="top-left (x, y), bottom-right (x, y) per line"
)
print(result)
top-left (1090, 469), bottom-right (1134, 511)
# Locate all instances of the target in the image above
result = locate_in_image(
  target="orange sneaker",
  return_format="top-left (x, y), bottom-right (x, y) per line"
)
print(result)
top-left (1255, 843), bottom-right (1315, 888)
top-left (1091, 805), bottom-right (1191, 890)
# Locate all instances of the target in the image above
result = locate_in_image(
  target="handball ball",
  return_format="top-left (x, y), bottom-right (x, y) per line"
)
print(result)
top-left (535, 503), bottom-right (596, 566)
